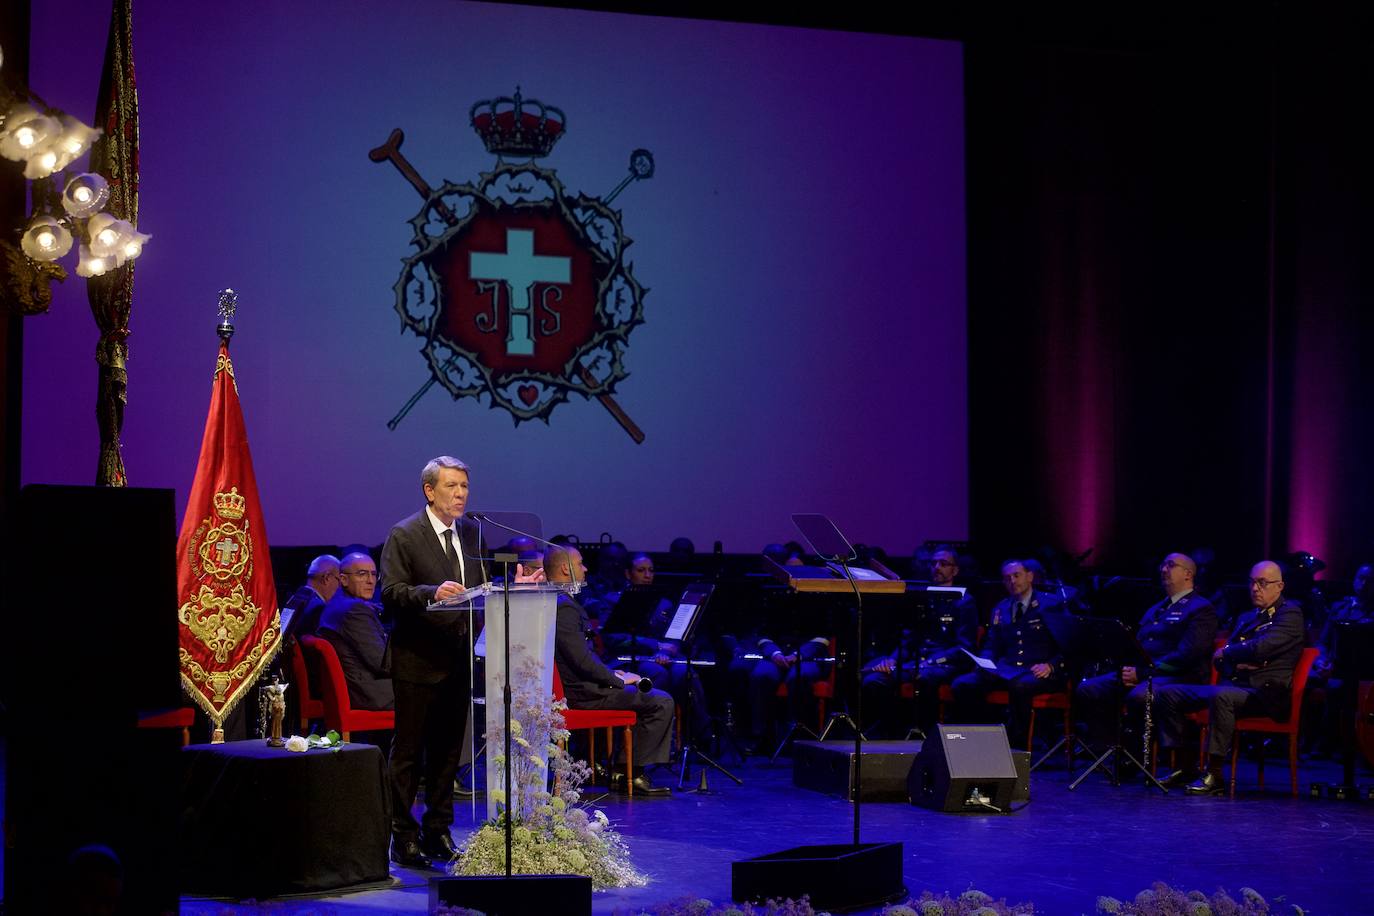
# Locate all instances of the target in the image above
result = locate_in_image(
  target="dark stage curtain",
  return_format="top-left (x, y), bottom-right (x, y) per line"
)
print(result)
top-left (965, 11), bottom-right (1374, 578)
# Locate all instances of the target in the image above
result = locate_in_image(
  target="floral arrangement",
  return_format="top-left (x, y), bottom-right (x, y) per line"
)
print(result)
top-left (282, 730), bottom-right (344, 753)
top-left (1095, 882), bottom-right (1304, 915)
top-left (612, 896), bottom-right (819, 915)
top-left (451, 656), bottom-right (646, 889)
top-left (881, 888), bottom-right (1032, 915)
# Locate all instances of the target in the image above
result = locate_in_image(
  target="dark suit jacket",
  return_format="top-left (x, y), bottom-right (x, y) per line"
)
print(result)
top-left (318, 591), bottom-right (394, 711)
top-left (554, 595), bottom-right (624, 705)
top-left (380, 509), bottom-right (488, 685)
top-left (1219, 599), bottom-right (1305, 691)
top-left (283, 585), bottom-right (327, 641)
top-left (1138, 591), bottom-right (1218, 682)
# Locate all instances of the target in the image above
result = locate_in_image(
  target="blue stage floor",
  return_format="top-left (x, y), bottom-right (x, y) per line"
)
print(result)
top-left (176, 745), bottom-right (1374, 915)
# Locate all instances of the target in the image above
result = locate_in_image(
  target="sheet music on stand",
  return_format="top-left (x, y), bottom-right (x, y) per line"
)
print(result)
top-left (664, 584), bottom-right (714, 643)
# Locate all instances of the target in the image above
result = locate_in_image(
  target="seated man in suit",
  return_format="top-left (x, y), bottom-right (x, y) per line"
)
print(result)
top-left (1075, 552), bottom-right (1217, 742)
top-left (547, 544), bottom-right (674, 796)
top-left (283, 554), bottom-right (340, 642)
top-left (318, 551), bottom-right (394, 712)
top-left (1154, 560), bottom-right (1305, 795)
top-left (950, 559), bottom-right (1066, 748)
top-left (862, 548), bottom-right (979, 737)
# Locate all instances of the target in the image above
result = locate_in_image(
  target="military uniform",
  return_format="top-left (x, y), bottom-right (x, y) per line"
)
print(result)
top-left (728, 634), bottom-right (831, 747)
top-left (1155, 599), bottom-right (1304, 757)
top-left (1076, 590), bottom-right (1217, 739)
top-left (861, 590), bottom-right (978, 735)
top-left (950, 589), bottom-right (1065, 746)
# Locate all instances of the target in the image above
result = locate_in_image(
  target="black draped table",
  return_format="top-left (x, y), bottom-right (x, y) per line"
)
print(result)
top-left (179, 740), bottom-right (391, 897)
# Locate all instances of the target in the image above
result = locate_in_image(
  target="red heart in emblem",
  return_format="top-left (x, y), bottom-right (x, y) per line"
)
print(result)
top-left (517, 385), bottom-right (539, 406)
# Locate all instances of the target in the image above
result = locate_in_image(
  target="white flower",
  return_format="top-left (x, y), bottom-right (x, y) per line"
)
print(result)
top-left (594, 809), bottom-right (610, 825)
top-left (284, 735), bottom-right (308, 753)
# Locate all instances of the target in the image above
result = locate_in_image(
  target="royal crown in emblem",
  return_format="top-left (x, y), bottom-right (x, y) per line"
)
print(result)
top-left (213, 487), bottom-right (246, 519)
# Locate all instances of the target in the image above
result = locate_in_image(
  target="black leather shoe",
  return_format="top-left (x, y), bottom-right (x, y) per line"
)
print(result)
top-left (421, 830), bottom-right (459, 861)
top-left (391, 838), bottom-right (433, 869)
top-left (1160, 768), bottom-right (1197, 789)
top-left (610, 772), bottom-right (672, 796)
top-left (593, 761), bottom-right (612, 784)
top-left (1184, 772), bottom-right (1226, 796)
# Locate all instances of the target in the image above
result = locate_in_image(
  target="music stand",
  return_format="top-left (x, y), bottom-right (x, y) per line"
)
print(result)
top-left (792, 513), bottom-right (868, 846)
top-left (601, 588), bottom-right (663, 673)
top-left (1066, 617), bottom-right (1169, 792)
top-left (667, 584), bottom-right (743, 791)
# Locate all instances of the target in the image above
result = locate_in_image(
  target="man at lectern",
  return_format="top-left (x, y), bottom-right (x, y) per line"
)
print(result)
top-left (546, 544), bottom-right (675, 796)
top-left (380, 456), bottom-right (491, 869)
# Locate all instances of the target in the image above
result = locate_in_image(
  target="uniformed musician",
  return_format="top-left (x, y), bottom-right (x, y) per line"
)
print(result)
top-left (1075, 553), bottom-right (1217, 743)
top-left (861, 548), bottom-right (978, 736)
top-left (949, 559), bottom-right (1065, 748)
top-left (1154, 560), bottom-right (1305, 795)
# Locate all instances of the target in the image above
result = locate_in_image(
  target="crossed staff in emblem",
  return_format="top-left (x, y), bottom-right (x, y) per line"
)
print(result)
top-left (371, 129), bottom-right (650, 443)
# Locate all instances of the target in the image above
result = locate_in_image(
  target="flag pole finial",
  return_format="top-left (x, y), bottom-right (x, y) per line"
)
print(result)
top-left (216, 288), bottom-right (237, 342)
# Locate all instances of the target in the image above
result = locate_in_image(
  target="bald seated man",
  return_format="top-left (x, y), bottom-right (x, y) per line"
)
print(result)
top-left (283, 554), bottom-right (340, 641)
top-left (318, 551), bottom-right (394, 711)
top-left (1154, 560), bottom-right (1304, 795)
top-left (1075, 553), bottom-right (1218, 741)
top-left (547, 544), bottom-right (675, 796)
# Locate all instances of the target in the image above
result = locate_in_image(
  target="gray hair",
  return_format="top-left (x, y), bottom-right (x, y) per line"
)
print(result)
top-left (422, 455), bottom-right (470, 489)
top-left (306, 554), bottom-right (340, 577)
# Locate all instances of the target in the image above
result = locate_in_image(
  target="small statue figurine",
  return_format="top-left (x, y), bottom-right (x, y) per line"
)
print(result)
top-left (264, 675), bottom-right (288, 747)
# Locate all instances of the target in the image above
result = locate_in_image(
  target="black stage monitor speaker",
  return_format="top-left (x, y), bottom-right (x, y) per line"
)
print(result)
top-left (907, 724), bottom-right (1019, 812)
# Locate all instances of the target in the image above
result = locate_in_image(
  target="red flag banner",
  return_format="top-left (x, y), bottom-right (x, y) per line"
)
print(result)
top-left (177, 342), bottom-right (280, 735)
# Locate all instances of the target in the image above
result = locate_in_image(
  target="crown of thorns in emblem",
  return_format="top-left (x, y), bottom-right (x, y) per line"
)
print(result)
top-left (213, 487), bottom-right (246, 519)
top-left (469, 87), bottom-right (566, 159)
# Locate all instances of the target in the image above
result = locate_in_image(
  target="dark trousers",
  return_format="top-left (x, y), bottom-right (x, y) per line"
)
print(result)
top-left (730, 657), bottom-right (823, 740)
top-left (630, 659), bottom-right (710, 742)
top-left (861, 663), bottom-right (961, 736)
top-left (390, 673), bottom-right (468, 842)
top-left (1154, 682), bottom-right (1275, 759)
top-left (950, 667), bottom-right (1065, 746)
top-left (1075, 673), bottom-right (1187, 741)
top-left (572, 685), bottom-right (675, 766)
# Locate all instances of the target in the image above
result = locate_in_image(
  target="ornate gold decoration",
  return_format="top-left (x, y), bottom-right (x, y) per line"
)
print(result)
top-left (213, 487), bottom-right (247, 519)
top-left (215, 351), bottom-right (238, 393)
top-left (192, 511), bottom-right (253, 582)
top-left (178, 583), bottom-right (260, 664)
top-left (2, 241), bottom-right (68, 316)
top-left (180, 611), bottom-right (281, 712)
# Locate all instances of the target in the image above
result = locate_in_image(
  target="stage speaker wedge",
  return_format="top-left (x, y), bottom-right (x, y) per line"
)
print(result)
top-left (907, 724), bottom-right (1019, 812)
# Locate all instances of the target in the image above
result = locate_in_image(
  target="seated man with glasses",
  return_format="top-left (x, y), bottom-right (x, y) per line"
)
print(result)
top-left (1075, 552), bottom-right (1217, 743)
top-left (1153, 560), bottom-right (1304, 795)
top-left (318, 551), bottom-right (394, 711)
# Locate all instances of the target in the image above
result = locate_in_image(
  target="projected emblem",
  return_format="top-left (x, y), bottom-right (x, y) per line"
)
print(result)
top-left (372, 89), bottom-right (652, 441)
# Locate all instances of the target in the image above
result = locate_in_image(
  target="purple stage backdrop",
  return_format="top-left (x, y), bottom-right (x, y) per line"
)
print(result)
top-left (22, 2), bottom-right (966, 553)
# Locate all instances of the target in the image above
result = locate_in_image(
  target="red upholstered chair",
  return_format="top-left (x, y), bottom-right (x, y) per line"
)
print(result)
top-left (136, 707), bottom-right (194, 746)
top-left (553, 665), bottom-right (635, 795)
top-left (299, 634), bottom-right (395, 741)
top-left (289, 638), bottom-right (325, 732)
top-left (774, 638), bottom-right (839, 733)
top-left (1229, 646), bottom-right (1320, 798)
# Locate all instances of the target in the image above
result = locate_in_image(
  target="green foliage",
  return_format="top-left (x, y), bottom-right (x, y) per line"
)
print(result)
top-left (453, 655), bottom-right (645, 889)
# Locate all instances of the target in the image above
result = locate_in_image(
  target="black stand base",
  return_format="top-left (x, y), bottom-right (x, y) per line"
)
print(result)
top-left (769, 721), bottom-right (819, 763)
top-left (1069, 741), bottom-right (1169, 792)
top-left (818, 711), bottom-right (867, 742)
top-left (732, 842), bottom-right (905, 913)
top-left (679, 744), bottom-right (744, 791)
top-left (430, 874), bottom-right (592, 915)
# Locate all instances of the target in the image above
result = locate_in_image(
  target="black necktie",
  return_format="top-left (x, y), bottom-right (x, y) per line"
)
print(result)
top-left (442, 529), bottom-right (462, 584)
